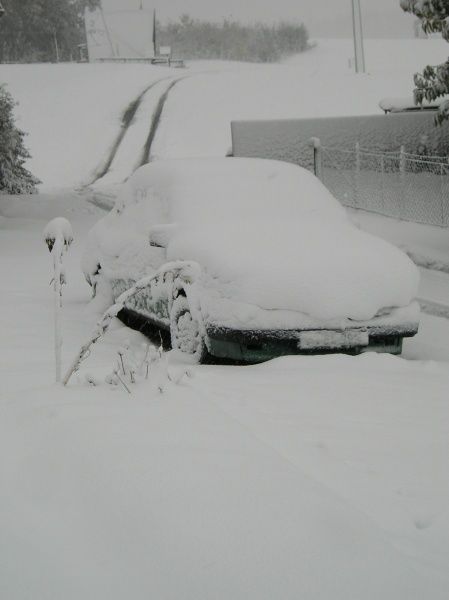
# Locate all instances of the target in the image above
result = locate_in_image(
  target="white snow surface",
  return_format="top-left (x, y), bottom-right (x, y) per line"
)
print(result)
top-left (87, 157), bottom-right (419, 322)
top-left (1, 38), bottom-right (449, 599)
top-left (0, 192), bottom-right (448, 598)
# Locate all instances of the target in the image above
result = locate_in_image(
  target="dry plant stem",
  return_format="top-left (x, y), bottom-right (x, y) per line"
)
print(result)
top-left (119, 352), bottom-right (125, 375)
top-left (114, 370), bottom-right (131, 394)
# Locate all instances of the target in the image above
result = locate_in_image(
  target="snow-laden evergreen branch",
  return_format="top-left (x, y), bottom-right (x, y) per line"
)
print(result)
top-left (401, 0), bottom-right (449, 122)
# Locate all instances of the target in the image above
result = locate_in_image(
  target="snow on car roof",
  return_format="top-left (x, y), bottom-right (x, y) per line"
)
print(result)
top-left (116, 157), bottom-right (346, 226)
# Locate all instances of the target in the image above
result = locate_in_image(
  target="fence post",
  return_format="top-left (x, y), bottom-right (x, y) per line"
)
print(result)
top-left (380, 154), bottom-right (385, 211)
top-left (440, 163), bottom-right (445, 226)
top-left (399, 145), bottom-right (406, 219)
top-left (309, 137), bottom-right (323, 181)
top-left (354, 142), bottom-right (360, 208)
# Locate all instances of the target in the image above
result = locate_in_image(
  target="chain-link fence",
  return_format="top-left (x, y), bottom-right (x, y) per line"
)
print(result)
top-left (311, 140), bottom-right (449, 226)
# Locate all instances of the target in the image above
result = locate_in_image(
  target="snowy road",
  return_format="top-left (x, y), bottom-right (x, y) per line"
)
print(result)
top-left (87, 76), bottom-right (175, 186)
top-left (90, 76), bottom-right (187, 188)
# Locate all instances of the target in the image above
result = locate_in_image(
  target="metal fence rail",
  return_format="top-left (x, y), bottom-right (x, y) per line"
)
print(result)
top-left (311, 140), bottom-right (449, 227)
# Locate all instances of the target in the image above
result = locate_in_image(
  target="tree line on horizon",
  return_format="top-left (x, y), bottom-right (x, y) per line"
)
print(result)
top-left (0, 2), bottom-right (309, 65)
top-left (159, 16), bottom-right (310, 63)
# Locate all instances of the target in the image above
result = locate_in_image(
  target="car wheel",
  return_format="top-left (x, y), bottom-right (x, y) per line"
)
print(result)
top-left (170, 295), bottom-right (208, 363)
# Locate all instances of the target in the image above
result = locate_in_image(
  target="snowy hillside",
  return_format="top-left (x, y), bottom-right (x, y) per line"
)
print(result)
top-left (2, 38), bottom-right (448, 189)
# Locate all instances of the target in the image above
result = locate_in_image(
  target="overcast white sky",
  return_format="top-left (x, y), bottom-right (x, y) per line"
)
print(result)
top-left (102, 0), bottom-right (416, 38)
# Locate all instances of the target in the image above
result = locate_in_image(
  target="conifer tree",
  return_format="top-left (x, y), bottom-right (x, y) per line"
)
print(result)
top-left (401, 0), bottom-right (449, 123)
top-left (0, 85), bottom-right (40, 194)
top-left (0, 0), bottom-right (100, 63)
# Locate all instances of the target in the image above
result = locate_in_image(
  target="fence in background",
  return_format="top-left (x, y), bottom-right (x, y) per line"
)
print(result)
top-left (311, 139), bottom-right (449, 227)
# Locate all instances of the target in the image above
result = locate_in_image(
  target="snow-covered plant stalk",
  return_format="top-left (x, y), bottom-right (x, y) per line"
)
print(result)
top-left (140, 343), bottom-right (152, 379)
top-left (113, 368), bottom-right (132, 394)
top-left (63, 260), bottom-right (200, 386)
top-left (43, 218), bottom-right (73, 383)
top-left (53, 235), bottom-right (64, 383)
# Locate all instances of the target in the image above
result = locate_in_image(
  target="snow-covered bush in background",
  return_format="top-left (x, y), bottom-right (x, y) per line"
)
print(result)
top-left (0, 84), bottom-right (40, 194)
top-left (159, 16), bottom-right (309, 63)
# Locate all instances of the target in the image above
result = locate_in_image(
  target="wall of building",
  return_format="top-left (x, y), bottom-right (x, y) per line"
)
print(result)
top-left (85, 8), bottom-right (155, 61)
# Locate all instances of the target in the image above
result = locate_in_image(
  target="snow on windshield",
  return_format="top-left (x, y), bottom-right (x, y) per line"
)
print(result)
top-left (117, 157), bottom-right (346, 225)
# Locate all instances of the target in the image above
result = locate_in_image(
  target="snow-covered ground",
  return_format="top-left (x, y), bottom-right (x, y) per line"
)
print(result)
top-left (1, 38), bottom-right (449, 598)
top-left (1, 193), bottom-right (448, 598)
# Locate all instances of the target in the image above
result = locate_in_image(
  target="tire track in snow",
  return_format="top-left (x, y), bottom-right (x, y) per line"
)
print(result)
top-left (418, 298), bottom-right (449, 320)
top-left (408, 251), bottom-right (449, 275)
top-left (139, 77), bottom-right (187, 166)
top-left (86, 77), bottom-right (173, 186)
top-left (416, 266), bottom-right (449, 319)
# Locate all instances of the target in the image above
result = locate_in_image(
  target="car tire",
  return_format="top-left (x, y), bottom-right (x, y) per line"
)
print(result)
top-left (170, 295), bottom-right (209, 363)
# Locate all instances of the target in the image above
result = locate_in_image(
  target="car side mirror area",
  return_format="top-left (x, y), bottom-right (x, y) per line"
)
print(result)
top-left (148, 224), bottom-right (177, 249)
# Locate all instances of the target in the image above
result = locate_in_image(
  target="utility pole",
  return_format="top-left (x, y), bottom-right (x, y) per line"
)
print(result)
top-left (99, 0), bottom-right (115, 57)
top-left (153, 9), bottom-right (157, 56)
top-left (53, 30), bottom-right (60, 62)
top-left (351, 0), bottom-right (365, 74)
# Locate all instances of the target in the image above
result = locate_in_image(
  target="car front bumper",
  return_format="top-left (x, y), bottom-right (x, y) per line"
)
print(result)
top-left (205, 322), bottom-right (418, 362)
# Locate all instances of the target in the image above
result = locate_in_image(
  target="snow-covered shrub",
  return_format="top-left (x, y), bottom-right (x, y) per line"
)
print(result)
top-left (0, 85), bottom-right (40, 194)
top-left (400, 0), bottom-right (449, 124)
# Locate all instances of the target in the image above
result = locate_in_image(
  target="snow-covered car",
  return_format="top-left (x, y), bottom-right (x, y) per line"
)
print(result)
top-left (82, 157), bottom-right (419, 362)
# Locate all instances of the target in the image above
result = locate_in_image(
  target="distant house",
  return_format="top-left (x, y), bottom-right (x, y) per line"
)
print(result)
top-left (84, 8), bottom-right (155, 62)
